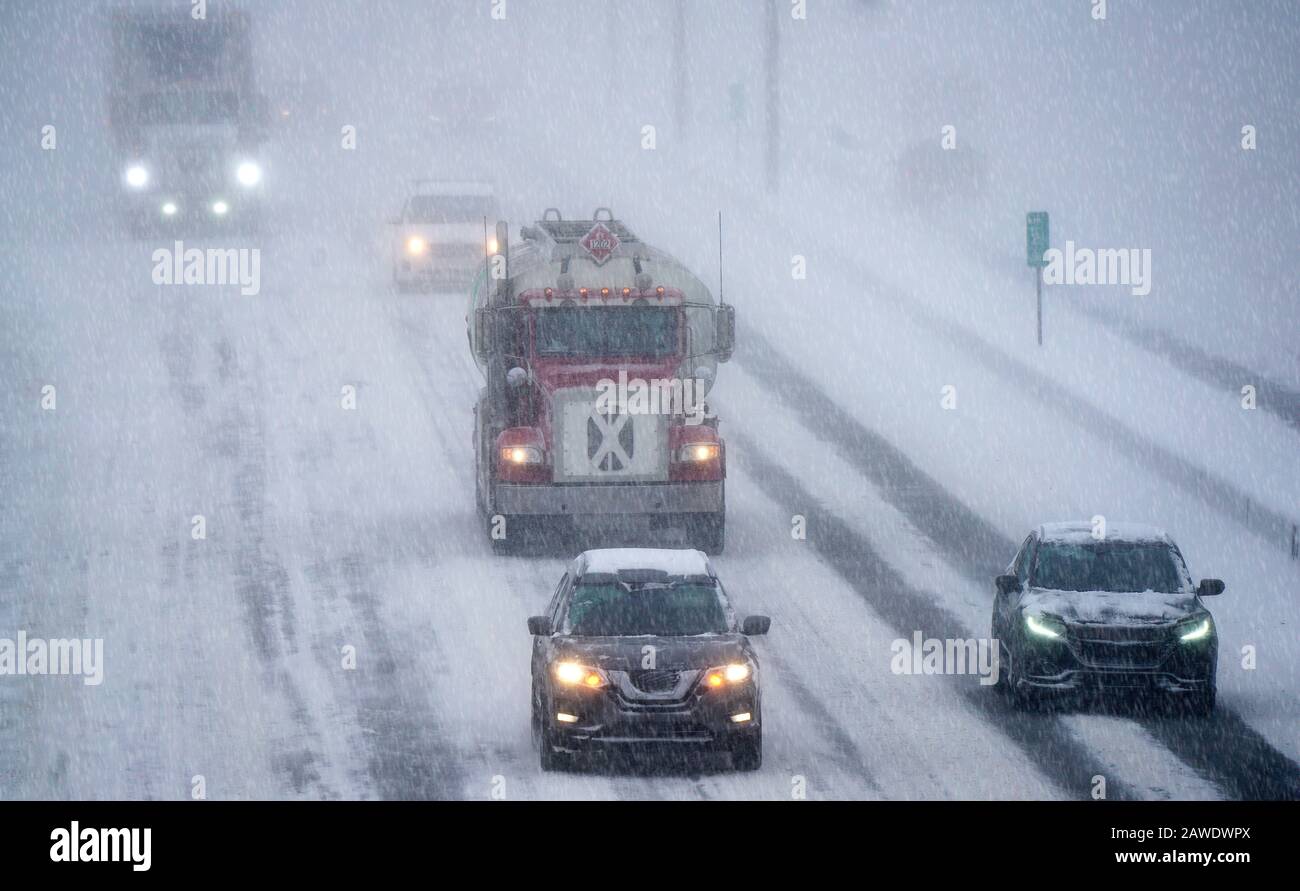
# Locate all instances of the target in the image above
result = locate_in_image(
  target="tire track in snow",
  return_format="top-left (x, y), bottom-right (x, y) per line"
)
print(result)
top-left (737, 331), bottom-right (1300, 801)
top-left (728, 431), bottom-right (1132, 801)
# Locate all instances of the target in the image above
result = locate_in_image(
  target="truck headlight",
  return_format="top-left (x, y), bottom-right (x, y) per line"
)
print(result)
top-left (501, 446), bottom-right (543, 465)
top-left (125, 164), bottom-right (149, 189)
top-left (236, 160), bottom-right (262, 187)
top-left (1178, 618), bottom-right (1212, 642)
top-left (676, 443), bottom-right (719, 463)
top-left (406, 235), bottom-right (428, 256)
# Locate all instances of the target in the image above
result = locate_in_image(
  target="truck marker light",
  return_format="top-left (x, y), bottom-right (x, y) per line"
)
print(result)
top-left (544, 287), bottom-right (553, 298)
top-left (161, 202), bottom-right (177, 216)
top-left (211, 200), bottom-right (229, 216)
top-left (600, 287), bottom-right (610, 297)
top-left (622, 287), bottom-right (631, 297)
top-left (730, 712), bottom-right (752, 723)
top-left (406, 235), bottom-right (427, 256)
top-left (656, 286), bottom-right (665, 297)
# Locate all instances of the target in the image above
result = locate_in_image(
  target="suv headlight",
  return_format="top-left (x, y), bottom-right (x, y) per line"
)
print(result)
top-left (1178, 618), bottom-right (1213, 643)
top-left (552, 661), bottom-right (607, 689)
top-left (702, 663), bottom-right (752, 689)
top-left (1025, 613), bottom-right (1066, 639)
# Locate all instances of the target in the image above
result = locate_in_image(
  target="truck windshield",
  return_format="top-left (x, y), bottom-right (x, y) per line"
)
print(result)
top-left (137, 91), bottom-right (239, 125)
top-left (407, 195), bottom-right (496, 223)
top-left (1031, 542), bottom-right (1188, 594)
top-left (535, 306), bottom-right (679, 359)
top-left (564, 581), bottom-right (728, 637)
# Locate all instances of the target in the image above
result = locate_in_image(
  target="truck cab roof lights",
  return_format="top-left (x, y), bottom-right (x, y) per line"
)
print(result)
top-left (600, 288), bottom-right (610, 297)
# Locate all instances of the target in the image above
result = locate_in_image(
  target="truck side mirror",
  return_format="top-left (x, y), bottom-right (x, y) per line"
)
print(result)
top-left (995, 574), bottom-right (1021, 596)
top-left (741, 615), bottom-right (771, 636)
top-left (527, 616), bottom-right (553, 636)
top-left (715, 303), bottom-right (736, 362)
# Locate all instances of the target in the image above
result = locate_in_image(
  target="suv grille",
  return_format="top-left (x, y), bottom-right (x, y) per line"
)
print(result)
top-left (629, 669), bottom-right (681, 693)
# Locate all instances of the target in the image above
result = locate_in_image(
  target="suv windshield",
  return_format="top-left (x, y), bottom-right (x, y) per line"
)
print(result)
top-left (1031, 542), bottom-right (1188, 594)
top-left (406, 195), bottom-right (496, 223)
top-left (564, 579), bottom-right (728, 636)
top-left (535, 306), bottom-right (679, 359)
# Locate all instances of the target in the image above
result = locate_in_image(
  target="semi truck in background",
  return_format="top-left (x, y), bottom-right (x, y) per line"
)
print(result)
top-left (107, 5), bottom-right (268, 233)
top-left (469, 210), bottom-right (736, 554)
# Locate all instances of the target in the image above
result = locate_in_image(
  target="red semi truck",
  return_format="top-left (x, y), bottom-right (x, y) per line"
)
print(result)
top-left (469, 210), bottom-right (736, 553)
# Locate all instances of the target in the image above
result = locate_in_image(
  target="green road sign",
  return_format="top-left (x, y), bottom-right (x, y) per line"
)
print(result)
top-left (1027, 211), bottom-right (1050, 267)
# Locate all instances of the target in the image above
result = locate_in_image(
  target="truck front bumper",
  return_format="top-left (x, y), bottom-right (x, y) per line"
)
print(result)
top-left (494, 481), bottom-right (723, 516)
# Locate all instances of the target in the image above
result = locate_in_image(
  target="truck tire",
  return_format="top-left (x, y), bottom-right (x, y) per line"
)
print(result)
top-left (689, 511), bottom-right (725, 555)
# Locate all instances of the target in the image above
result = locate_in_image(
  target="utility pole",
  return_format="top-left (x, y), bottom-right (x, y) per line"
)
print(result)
top-left (765, 0), bottom-right (781, 193)
top-left (672, 0), bottom-right (688, 139)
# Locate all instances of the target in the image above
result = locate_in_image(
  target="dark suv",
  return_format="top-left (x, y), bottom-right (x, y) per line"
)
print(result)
top-left (992, 522), bottom-right (1222, 715)
top-left (528, 548), bottom-right (770, 771)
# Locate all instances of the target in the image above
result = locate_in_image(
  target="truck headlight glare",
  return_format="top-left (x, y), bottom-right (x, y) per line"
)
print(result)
top-left (236, 161), bottom-right (262, 187)
top-left (406, 235), bottom-right (428, 256)
top-left (125, 164), bottom-right (148, 189)
top-left (211, 200), bottom-right (229, 216)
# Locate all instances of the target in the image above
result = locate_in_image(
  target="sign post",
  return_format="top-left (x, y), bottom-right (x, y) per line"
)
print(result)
top-left (1026, 211), bottom-right (1050, 346)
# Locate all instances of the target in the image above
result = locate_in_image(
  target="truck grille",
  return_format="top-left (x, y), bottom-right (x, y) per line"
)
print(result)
top-left (552, 387), bottom-right (668, 483)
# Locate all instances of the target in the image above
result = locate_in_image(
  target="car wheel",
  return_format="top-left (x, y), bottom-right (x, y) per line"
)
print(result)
top-left (993, 641), bottom-right (1011, 693)
top-left (1184, 679), bottom-right (1216, 718)
top-left (730, 731), bottom-right (762, 771)
top-left (1003, 646), bottom-right (1037, 710)
top-left (539, 719), bottom-right (569, 772)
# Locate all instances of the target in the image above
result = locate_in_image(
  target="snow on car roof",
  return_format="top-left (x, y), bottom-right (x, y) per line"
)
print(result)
top-left (1038, 521), bottom-right (1172, 544)
top-left (580, 548), bottom-right (712, 577)
top-left (410, 180), bottom-right (495, 197)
